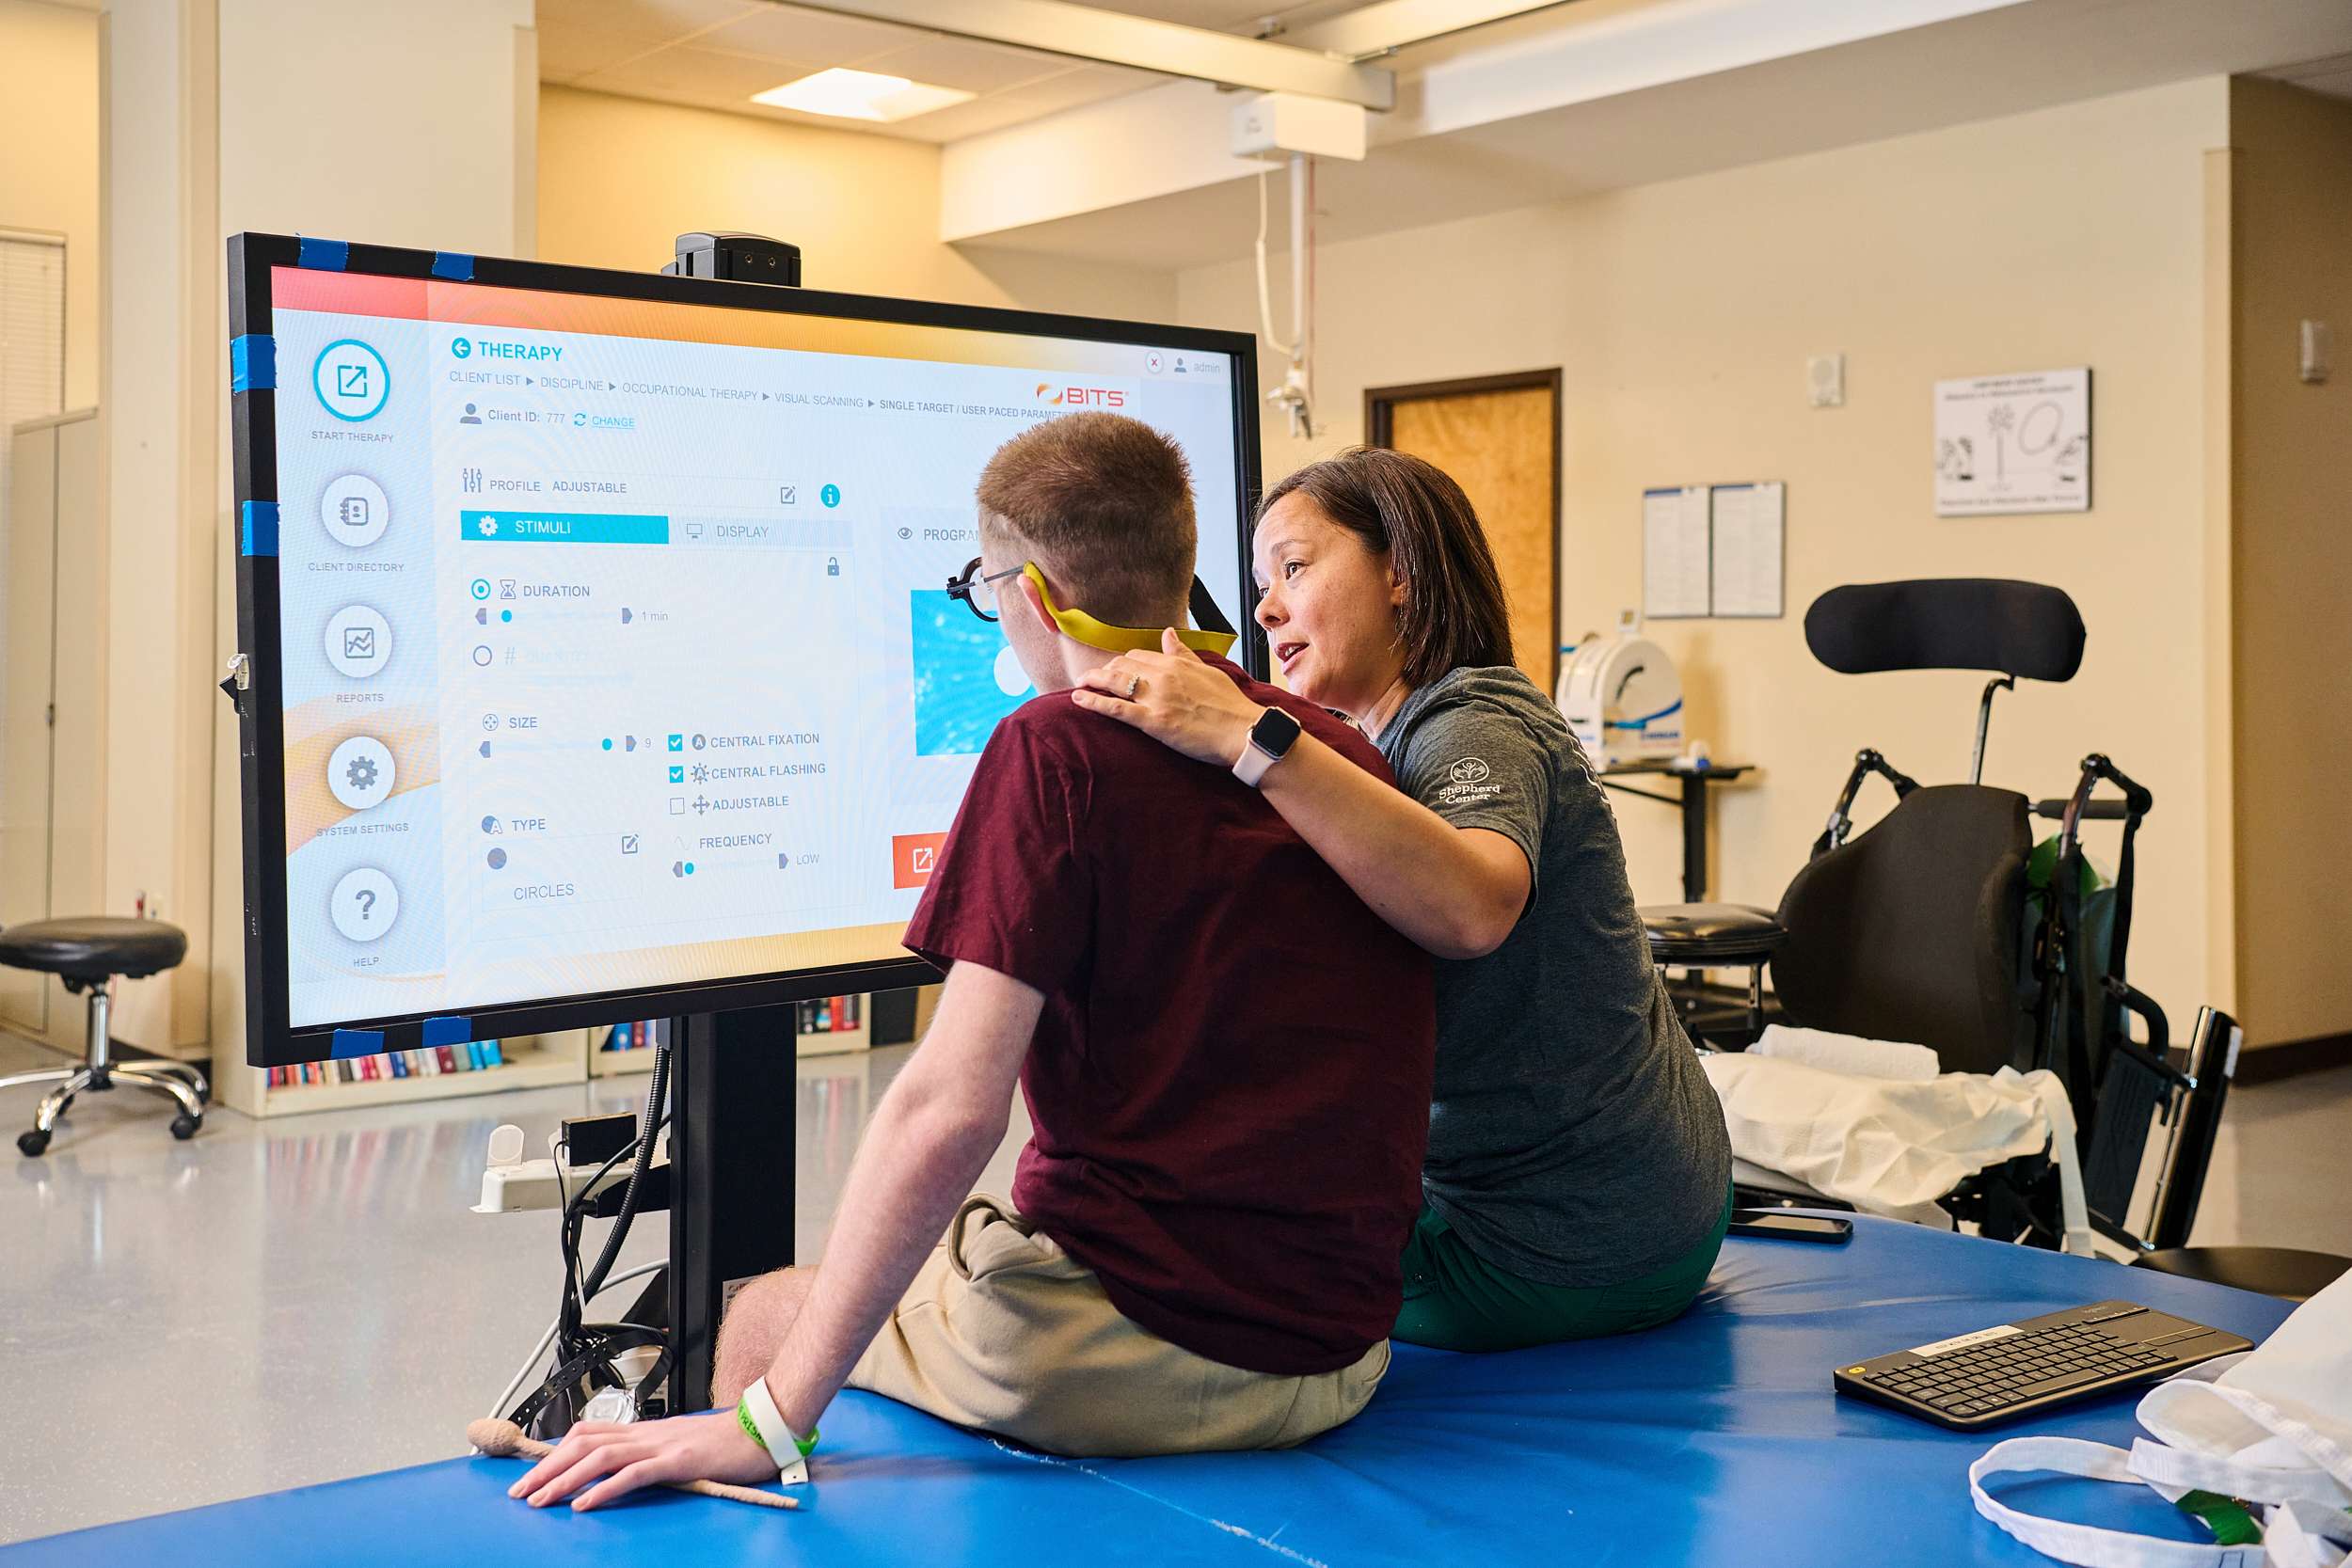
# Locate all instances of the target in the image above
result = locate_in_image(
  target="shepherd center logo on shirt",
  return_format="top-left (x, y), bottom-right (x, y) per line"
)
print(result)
top-left (1438, 756), bottom-right (1502, 807)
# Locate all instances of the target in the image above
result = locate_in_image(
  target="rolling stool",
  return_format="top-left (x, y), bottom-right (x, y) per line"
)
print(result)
top-left (1643, 903), bottom-right (1786, 1047)
top-left (0, 917), bottom-right (200, 1155)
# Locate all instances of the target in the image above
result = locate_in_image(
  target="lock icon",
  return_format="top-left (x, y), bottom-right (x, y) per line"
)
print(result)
top-left (826, 556), bottom-right (840, 578)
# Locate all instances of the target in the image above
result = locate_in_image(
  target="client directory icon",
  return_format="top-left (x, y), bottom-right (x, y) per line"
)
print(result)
top-left (320, 474), bottom-right (390, 547)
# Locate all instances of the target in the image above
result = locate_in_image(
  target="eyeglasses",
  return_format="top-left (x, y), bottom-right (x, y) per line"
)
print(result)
top-left (946, 556), bottom-right (1026, 624)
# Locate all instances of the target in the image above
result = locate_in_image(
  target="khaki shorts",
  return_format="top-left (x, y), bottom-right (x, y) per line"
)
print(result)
top-left (847, 1194), bottom-right (1389, 1457)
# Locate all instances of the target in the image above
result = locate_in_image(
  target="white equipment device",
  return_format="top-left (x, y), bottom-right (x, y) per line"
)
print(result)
top-left (1556, 611), bottom-right (1685, 767)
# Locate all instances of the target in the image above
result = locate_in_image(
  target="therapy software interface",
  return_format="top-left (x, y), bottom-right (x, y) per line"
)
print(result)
top-left (273, 268), bottom-right (1241, 1029)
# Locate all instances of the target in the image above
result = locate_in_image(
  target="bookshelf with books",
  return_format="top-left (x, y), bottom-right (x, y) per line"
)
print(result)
top-left (592, 1018), bottom-right (667, 1077)
top-left (217, 1031), bottom-right (585, 1118)
top-left (794, 992), bottom-right (869, 1057)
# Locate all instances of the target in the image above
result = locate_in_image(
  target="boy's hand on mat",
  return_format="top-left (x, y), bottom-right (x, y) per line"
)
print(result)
top-left (1072, 628), bottom-right (1262, 768)
top-left (507, 1410), bottom-right (774, 1512)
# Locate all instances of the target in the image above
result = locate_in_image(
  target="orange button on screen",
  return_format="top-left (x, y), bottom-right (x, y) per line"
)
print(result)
top-left (892, 832), bottom-right (949, 890)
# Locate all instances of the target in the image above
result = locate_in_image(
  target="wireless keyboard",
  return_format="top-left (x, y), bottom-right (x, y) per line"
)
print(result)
top-left (1833, 1301), bottom-right (2251, 1430)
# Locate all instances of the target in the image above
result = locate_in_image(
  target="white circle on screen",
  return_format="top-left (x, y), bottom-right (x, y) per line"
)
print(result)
top-left (326, 735), bottom-right (396, 812)
top-left (322, 474), bottom-right (390, 547)
top-left (324, 605), bottom-right (392, 679)
top-left (330, 866), bottom-right (399, 942)
top-left (994, 646), bottom-right (1033, 699)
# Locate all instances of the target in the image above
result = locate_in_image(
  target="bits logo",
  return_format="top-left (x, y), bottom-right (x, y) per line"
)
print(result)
top-left (1035, 384), bottom-right (1125, 409)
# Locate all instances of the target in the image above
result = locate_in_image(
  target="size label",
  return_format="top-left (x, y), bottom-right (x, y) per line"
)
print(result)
top-left (1910, 1324), bottom-right (2023, 1358)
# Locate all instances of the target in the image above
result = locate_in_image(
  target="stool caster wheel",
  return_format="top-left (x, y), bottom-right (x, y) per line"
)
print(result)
top-left (18, 1129), bottom-right (50, 1157)
top-left (170, 1114), bottom-right (200, 1141)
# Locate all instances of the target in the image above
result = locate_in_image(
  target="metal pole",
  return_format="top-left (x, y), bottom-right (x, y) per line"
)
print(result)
top-left (1969, 675), bottom-right (2014, 785)
top-left (668, 1006), bottom-right (798, 1413)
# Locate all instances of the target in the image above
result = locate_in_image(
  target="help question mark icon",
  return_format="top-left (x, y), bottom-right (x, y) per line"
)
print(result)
top-left (331, 868), bottom-right (397, 942)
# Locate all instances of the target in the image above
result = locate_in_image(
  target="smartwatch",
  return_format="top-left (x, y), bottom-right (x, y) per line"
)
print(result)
top-left (1232, 705), bottom-right (1303, 788)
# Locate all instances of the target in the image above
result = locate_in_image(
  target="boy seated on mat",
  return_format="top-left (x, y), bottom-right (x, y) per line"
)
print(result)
top-left (505, 412), bottom-right (1437, 1511)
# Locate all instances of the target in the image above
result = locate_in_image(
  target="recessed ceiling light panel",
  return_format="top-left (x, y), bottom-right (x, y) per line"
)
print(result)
top-left (752, 68), bottom-right (976, 121)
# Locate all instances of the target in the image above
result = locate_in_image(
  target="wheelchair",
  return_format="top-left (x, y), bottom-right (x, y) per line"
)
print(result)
top-left (1645, 579), bottom-right (2346, 1299)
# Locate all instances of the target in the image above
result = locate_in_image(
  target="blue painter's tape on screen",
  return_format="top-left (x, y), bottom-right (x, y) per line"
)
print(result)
top-left (297, 236), bottom-right (350, 271)
top-left (431, 252), bottom-right (475, 281)
top-left (230, 334), bottom-right (278, 392)
top-left (421, 1016), bottom-right (473, 1048)
top-left (331, 1028), bottom-right (385, 1059)
top-left (241, 500), bottom-right (280, 557)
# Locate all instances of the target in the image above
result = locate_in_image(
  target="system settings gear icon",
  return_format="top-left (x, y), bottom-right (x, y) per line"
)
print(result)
top-left (345, 754), bottom-right (379, 791)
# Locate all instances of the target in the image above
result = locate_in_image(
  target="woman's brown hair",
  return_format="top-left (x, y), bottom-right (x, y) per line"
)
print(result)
top-left (1259, 448), bottom-right (1512, 687)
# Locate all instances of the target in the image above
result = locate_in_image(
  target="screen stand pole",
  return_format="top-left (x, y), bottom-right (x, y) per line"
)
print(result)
top-left (667, 1004), bottom-right (797, 1413)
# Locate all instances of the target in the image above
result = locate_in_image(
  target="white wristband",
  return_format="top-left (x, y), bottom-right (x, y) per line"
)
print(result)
top-left (736, 1375), bottom-right (813, 1486)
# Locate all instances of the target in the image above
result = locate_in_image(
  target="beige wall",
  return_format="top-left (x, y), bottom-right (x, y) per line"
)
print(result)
top-left (2228, 78), bottom-right (2352, 1051)
top-left (202, 0), bottom-right (536, 1098)
top-left (1181, 78), bottom-right (2235, 1010)
top-left (537, 87), bottom-right (1174, 323)
top-left (0, 0), bottom-right (101, 408)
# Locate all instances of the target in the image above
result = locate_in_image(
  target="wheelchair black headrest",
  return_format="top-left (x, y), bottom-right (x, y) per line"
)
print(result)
top-left (1805, 579), bottom-right (2085, 681)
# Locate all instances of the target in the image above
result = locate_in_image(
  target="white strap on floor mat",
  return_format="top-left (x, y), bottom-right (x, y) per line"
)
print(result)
top-left (2130, 1438), bottom-right (2349, 1509)
top-left (1970, 1437), bottom-right (2265, 1568)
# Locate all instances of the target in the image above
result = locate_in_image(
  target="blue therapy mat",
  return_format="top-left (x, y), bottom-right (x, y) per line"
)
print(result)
top-left (8, 1218), bottom-right (2292, 1567)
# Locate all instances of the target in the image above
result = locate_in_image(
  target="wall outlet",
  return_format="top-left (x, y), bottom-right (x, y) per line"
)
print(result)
top-left (1807, 352), bottom-right (1846, 407)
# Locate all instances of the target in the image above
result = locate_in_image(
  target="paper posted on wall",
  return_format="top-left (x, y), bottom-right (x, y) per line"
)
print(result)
top-left (1934, 368), bottom-right (2090, 517)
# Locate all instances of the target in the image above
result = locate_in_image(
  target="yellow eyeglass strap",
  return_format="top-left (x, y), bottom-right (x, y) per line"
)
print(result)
top-left (1022, 562), bottom-right (1239, 657)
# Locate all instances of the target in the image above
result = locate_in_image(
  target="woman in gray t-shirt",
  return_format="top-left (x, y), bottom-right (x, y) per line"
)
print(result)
top-left (1071, 447), bottom-right (1732, 1352)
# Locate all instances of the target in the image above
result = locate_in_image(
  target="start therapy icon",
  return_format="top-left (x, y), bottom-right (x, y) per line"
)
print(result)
top-left (312, 338), bottom-right (390, 422)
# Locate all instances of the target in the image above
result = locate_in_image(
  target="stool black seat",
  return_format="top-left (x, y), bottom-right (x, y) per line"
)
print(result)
top-left (0, 916), bottom-right (203, 1156)
top-left (2133, 1245), bottom-right (2351, 1304)
top-left (0, 917), bottom-right (187, 980)
top-left (1644, 903), bottom-right (1786, 1045)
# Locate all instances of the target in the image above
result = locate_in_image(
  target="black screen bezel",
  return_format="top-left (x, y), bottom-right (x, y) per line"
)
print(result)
top-left (229, 231), bottom-right (1264, 1066)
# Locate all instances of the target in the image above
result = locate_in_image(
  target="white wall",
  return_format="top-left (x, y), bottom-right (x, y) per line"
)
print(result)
top-left (203, 0), bottom-right (538, 1090)
top-left (538, 86), bottom-right (1173, 322)
top-left (1181, 78), bottom-right (2236, 1009)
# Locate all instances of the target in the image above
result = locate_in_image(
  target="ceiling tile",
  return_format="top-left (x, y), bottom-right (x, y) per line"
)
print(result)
top-left (578, 42), bottom-right (828, 103)
top-left (850, 35), bottom-right (1073, 94)
top-left (691, 3), bottom-right (928, 64)
top-left (884, 93), bottom-right (1070, 145)
top-left (535, 0), bottom-right (763, 39)
top-left (538, 23), bottom-right (668, 82)
top-left (993, 62), bottom-right (1165, 116)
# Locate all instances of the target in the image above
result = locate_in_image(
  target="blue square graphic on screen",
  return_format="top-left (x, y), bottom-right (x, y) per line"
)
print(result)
top-left (911, 590), bottom-right (1036, 756)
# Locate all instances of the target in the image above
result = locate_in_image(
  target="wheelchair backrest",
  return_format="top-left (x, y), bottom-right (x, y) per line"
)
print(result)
top-left (1772, 784), bottom-right (2035, 1076)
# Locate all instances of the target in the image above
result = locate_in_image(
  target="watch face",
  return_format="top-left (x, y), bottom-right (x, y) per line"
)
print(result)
top-left (1253, 705), bottom-right (1303, 756)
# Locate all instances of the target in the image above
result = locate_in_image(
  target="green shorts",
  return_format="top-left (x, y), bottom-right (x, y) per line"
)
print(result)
top-left (1394, 1188), bottom-right (1732, 1353)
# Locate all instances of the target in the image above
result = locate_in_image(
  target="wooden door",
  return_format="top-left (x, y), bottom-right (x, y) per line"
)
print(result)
top-left (1367, 371), bottom-right (1561, 691)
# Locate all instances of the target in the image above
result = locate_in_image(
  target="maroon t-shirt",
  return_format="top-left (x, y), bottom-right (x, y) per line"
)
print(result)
top-left (902, 654), bottom-right (1436, 1375)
